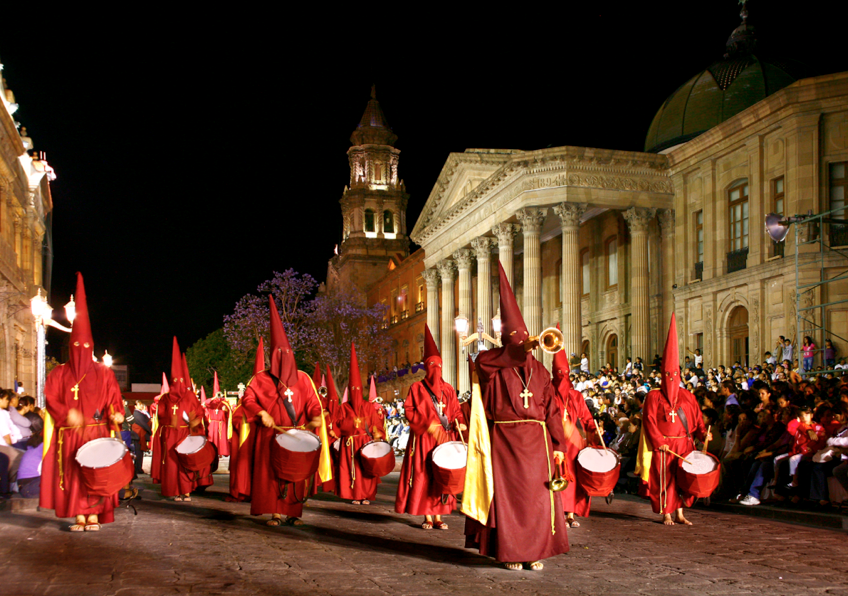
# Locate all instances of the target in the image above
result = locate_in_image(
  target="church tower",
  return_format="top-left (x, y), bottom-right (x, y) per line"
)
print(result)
top-left (327, 86), bottom-right (410, 295)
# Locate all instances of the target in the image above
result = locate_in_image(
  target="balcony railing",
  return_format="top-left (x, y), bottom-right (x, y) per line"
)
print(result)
top-left (400, 309), bottom-right (409, 321)
top-left (694, 261), bottom-right (703, 281)
top-left (390, 315), bottom-right (399, 325)
top-left (727, 247), bottom-right (748, 274)
top-left (415, 301), bottom-right (425, 313)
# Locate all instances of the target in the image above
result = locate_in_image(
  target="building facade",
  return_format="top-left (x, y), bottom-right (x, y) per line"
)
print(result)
top-left (410, 15), bottom-right (848, 393)
top-left (0, 63), bottom-right (54, 391)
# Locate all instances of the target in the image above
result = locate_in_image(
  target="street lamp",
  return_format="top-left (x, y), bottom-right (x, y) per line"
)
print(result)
top-left (457, 313), bottom-right (502, 353)
top-left (102, 351), bottom-right (113, 368)
top-left (30, 289), bottom-right (76, 409)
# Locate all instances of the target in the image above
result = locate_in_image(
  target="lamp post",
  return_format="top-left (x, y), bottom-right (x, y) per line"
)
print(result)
top-left (30, 289), bottom-right (76, 409)
top-left (456, 313), bottom-right (502, 355)
top-left (102, 351), bottom-right (113, 368)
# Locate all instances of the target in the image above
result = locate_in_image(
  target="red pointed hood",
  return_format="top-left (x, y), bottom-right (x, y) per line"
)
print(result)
top-left (369, 375), bottom-right (378, 402)
top-left (269, 295), bottom-right (298, 387)
top-left (213, 371), bottom-right (220, 397)
top-left (160, 372), bottom-right (170, 396)
top-left (170, 337), bottom-right (185, 391)
top-left (498, 262), bottom-right (529, 348)
top-left (552, 323), bottom-right (574, 392)
top-left (253, 337), bottom-right (265, 375)
top-left (348, 342), bottom-right (364, 415)
top-left (325, 364), bottom-right (339, 410)
top-left (68, 272), bottom-right (94, 378)
top-left (200, 386), bottom-right (208, 405)
top-left (661, 313), bottom-right (681, 405)
top-left (423, 324), bottom-right (440, 361)
top-left (312, 362), bottom-right (322, 390)
top-left (182, 353), bottom-right (193, 394)
top-left (422, 323), bottom-right (443, 393)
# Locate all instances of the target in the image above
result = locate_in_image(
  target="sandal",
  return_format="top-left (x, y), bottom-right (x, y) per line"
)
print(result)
top-left (121, 488), bottom-right (139, 501)
top-left (528, 561), bottom-right (544, 571)
top-left (567, 518), bottom-right (580, 528)
top-left (69, 523), bottom-right (86, 532)
top-left (504, 562), bottom-right (522, 571)
top-left (182, 496), bottom-right (192, 502)
top-left (421, 521), bottom-right (433, 530)
top-left (285, 517), bottom-right (304, 526)
top-left (266, 517), bottom-right (282, 527)
top-left (351, 500), bottom-right (361, 505)
top-left (84, 523), bottom-right (101, 532)
top-left (361, 500), bottom-right (370, 505)
top-left (173, 496), bottom-right (185, 502)
top-left (432, 521), bottom-right (449, 530)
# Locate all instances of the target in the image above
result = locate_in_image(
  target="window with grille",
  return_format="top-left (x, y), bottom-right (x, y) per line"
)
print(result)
top-left (729, 181), bottom-right (749, 251)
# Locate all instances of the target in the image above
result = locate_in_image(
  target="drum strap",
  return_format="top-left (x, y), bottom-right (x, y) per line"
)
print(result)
top-left (269, 373), bottom-right (302, 427)
top-left (677, 408), bottom-right (692, 442)
top-left (422, 381), bottom-right (450, 431)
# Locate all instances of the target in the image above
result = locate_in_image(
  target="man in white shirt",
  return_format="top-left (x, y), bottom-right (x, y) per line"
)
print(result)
top-left (0, 390), bottom-right (24, 496)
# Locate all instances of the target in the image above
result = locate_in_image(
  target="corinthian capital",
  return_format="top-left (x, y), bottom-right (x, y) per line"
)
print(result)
top-left (437, 259), bottom-right (457, 281)
top-left (422, 267), bottom-right (440, 289)
top-left (492, 222), bottom-right (521, 246)
top-left (553, 202), bottom-right (587, 231)
top-left (452, 248), bottom-right (475, 270)
top-left (623, 206), bottom-right (657, 234)
top-left (658, 209), bottom-right (675, 235)
top-left (470, 236), bottom-right (496, 260)
top-left (516, 207), bottom-right (547, 234)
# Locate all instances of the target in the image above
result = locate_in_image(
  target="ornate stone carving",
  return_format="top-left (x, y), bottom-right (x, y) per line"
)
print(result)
top-left (492, 222), bottom-right (521, 245)
top-left (751, 295), bottom-right (760, 363)
top-left (422, 268), bottom-right (440, 289)
top-left (437, 259), bottom-right (457, 281)
top-left (516, 207), bottom-right (547, 234)
top-left (658, 209), bottom-right (675, 235)
top-left (452, 248), bottom-right (475, 270)
top-left (623, 206), bottom-right (657, 234)
top-left (553, 202), bottom-right (587, 231)
top-left (470, 236), bottom-right (496, 259)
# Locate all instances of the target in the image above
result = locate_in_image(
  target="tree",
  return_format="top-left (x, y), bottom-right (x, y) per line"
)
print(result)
top-left (186, 328), bottom-right (254, 395)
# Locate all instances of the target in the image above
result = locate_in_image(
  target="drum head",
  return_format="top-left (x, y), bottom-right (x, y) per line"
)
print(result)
top-left (681, 451), bottom-right (718, 474)
top-left (276, 429), bottom-right (321, 452)
top-left (176, 435), bottom-right (207, 455)
top-left (361, 441), bottom-right (392, 459)
top-left (76, 438), bottom-right (127, 469)
top-left (577, 447), bottom-right (619, 473)
top-left (432, 442), bottom-right (467, 470)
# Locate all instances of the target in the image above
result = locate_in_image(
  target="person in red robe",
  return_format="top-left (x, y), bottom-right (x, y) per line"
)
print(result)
top-left (204, 391), bottom-right (231, 457)
top-left (464, 263), bottom-right (568, 571)
top-left (240, 297), bottom-right (326, 526)
top-left (641, 314), bottom-right (711, 526)
top-left (551, 342), bottom-right (599, 527)
top-left (40, 273), bottom-right (126, 532)
top-left (228, 338), bottom-right (264, 502)
top-left (309, 363), bottom-right (339, 495)
top-left (152, 337), bottom-right (211, 501)
top-left (395, 324), bottom-right (466, 528)
top-left (334, 342), bottom-right (386, 505)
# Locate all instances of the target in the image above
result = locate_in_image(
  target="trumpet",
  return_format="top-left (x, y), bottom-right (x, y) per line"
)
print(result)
top-left (318, 385), bottom-right (328, 397)
top-left (375, 396), bottom-right (384, 404)
top-left (550, 465), bottom-right (568, 492)
top-left (526, 326), bottom-right (565, 354)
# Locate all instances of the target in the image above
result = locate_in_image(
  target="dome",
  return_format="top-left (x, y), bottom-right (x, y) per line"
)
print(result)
top-left (644, 5), bottom-right (801, 153)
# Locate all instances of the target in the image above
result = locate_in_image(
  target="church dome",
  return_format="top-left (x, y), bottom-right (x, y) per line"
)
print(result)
top-left (645, 5), bottom-right (801, 153)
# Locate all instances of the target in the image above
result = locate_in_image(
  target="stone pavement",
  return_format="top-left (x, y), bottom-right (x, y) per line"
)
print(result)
top-left (3, 470), bottom-right (848, 596)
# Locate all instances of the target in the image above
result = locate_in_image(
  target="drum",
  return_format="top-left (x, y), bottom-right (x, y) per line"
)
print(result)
top-left (359, 440), bottom-right (394, 478)
top-left (676, 451), bottom-right (720, 498)
top-left (270, 429), bottom-right (322, 482)
top-left (75, 437), bottom-right (134, 497)
top-left (431, 441), bottom-right (467, 495)
top-left (575, 447), bottom-right (621, 497)
top-left (175, 435), bottom-right (217, 472)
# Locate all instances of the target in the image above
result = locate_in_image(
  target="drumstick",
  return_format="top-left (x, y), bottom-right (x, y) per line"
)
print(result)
top-left (664, 447), bottom-right (692, 465)
top-left (595, 425), bottom-right (607, 450)
top-left (455, 419), bottom-right (466, 447)
top-left (703, 425), bottom-right (711, 455)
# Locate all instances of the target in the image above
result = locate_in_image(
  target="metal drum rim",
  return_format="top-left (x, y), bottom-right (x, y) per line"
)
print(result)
top-left (75, 437), bottom-right (128, 469)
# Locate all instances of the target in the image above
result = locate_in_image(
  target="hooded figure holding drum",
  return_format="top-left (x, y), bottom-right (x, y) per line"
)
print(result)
top-left (638, 314), bottom-right (713, 526)
top-left (240, 296), bottom-right (331, 527)
top-left (395, 324), bottom-right (467, 529)
top-left (40, 273), bottom-right (129, 532)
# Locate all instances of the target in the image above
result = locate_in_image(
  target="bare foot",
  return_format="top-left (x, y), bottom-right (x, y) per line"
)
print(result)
top-left (504, 562), bottom-right (522, 571)
top-left (528, 561), bottom-right (544, 571)
top-left (675, 512), bottom-right (693, 526)
top-left (662, 514), bottom-right (675, 526)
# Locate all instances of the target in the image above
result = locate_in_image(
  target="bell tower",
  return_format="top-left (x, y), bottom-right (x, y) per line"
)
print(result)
top-left (328, 86), bottom-right (410, 294)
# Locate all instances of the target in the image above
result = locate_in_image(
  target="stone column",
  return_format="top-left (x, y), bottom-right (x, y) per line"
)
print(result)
top-left (453, 248), bottom-right (474, 394)
top-left (658, 209), bottom-right (676, 331)
top-left (471, 236), bottom-right (496, 348)
top-left (492, 222), bottom-right (520, 288)
top-left (422, 268), bottom-right (441, 347)
top-left (624, 207), bottom-right (657, 364)
top-left (516, 207), bottom-right (547, 338)
top-left (437, 259), bottom-right (457, 389)
top-left (553, 202), bottom-right (587, 356)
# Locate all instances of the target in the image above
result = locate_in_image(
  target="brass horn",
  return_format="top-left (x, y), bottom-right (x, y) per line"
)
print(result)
top-left (318, 385), bottom-right (328, 397)
top-left (527, 327), bottom-right (565, 354)
top-left (375, 396), bottom-right (384, 404)
top-left (550, 465), bottom-right (568, 492)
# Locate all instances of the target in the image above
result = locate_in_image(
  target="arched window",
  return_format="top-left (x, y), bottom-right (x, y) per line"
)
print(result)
top-left (364, 209), bottom-right (375, 233)
top-left (605, 237), bottom-right (617, 288)
top-left (383, 210), bottom-right (394, 234)
top-left (581, 248), bottom-right (591, 296)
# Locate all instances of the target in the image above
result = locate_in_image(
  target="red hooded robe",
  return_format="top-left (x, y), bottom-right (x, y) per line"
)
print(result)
top-left (228, 337), bottom-right (264, 501)
top-left (40, 273), bottom-right (125, 522)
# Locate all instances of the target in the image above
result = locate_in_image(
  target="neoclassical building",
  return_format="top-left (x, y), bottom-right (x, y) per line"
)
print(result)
top-left (0, 62), bottom-right (55, 390)
top-left (409, 12), bottom-right (848, 393)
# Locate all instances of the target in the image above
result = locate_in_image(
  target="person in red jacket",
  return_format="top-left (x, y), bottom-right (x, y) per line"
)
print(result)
top-left (783, 405), bottom-right (826, 489)
top-left (395, 325), bottom-right (466, 529)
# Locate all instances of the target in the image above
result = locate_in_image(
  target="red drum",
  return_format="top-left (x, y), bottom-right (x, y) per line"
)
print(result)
top-left (431, 441), bottom-right (467, 495)
top-left (576, 447), bottom-right (621, 497)
top-left (270, 429), bottom-right (322, 482)
top-left (676, 451), bottom-right (721, 498)
top-left (176, 435), bottom-right (217, 472)
top-left (359, 440), bottom-right (394, 478)
top-left (75, 437), bottom-right (134, 497)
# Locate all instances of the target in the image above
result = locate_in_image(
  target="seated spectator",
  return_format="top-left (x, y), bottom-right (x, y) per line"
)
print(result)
top-left (16, 412), bottom-right (43, 499)
top-left (738, 406), bottom-right (796, 506)
top-left (10, 395), bottom-right (35, 449)
top-left (0, 389), bottom-right (24, 498)
top-left (802, 402), bottom-right (848, 508)
top-left (778, 405), bottom-right (826, 490)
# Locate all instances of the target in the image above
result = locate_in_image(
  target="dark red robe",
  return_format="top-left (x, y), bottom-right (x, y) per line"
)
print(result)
top-left (553, 386), bottom-right (597, 517)
top-left (40, 363), bottom-right (124, 522)
top-left (464, 349), bottom-right (569, 563)
top-left (395, 380), bottom-right (465, 516)
top-left (204, 397), bottom-right (231, 457)
top-left (642, 387), bottom-right (707, 514)
top-left (228, 400), bottom-right (256, 501)
top-left (334, 402), bottom-right (384, 501)
top-left (241, 370), bottom-right (322, 517)
top-left (152, 391), bottom-right (213, 497)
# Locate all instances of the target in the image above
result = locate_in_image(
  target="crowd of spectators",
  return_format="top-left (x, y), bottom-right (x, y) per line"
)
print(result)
top-left (0, 389), bottom-right (44, 499)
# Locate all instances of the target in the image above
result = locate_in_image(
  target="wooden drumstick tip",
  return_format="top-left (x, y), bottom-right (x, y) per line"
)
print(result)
top-left (703, 425), bottom-right (711, 455)
top-left (595, 425), bottom-right (607, 450)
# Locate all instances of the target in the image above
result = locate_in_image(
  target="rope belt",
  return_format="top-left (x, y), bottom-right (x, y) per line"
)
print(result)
top-left (663, 435), bottom-right (686, 439)
top-left (494, 419), bottom-right (557, 536)
top-left (346, 437), bottom-right (357, 489)
top-left (57, 422), bottom-right (107, 491)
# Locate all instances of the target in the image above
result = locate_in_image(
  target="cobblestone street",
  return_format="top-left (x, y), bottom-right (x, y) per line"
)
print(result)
top-left (3, 469), bottom-right (848, 596)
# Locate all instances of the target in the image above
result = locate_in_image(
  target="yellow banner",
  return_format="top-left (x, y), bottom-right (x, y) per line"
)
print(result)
top-left (635, 426), bottom-right (652, 485)
top-left (460, 369), bottom-right (494, 525)
top-left (303, 371), bottom-right (333, 484)
top-left (43, 411), bottom-right (54, 460)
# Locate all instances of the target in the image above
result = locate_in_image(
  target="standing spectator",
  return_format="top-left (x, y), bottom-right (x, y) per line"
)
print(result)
top-left (633, 357), bottom-right (644, 374)
top-left (720, 379), bottom-right (740, 407)
top-left (801, 336), bottom-right (816, 372)
top-left (765, 351), bottom-right (777, 365)
top-left (782, 338), bottom-right (794, 365)
top-left (580, 353), bottom-right (589, 373)
top-left (0, 390), bottom-right (23, 497)
top-left (824, 339), bottom-right (837, 370)
top-left (16, 412), bottom-right (43, 498)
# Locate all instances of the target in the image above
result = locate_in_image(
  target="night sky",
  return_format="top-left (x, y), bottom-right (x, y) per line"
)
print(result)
top-left (1, 3), bottom-right (844, 382)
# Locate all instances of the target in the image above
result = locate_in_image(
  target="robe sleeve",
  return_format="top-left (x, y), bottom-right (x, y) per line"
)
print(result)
top-left (404, 385), bottom-right (433, 436)
top-left (575, 392), bottom-right (597, 434)
top-left (241, 385), bottom-right (264, 418)
top-left (104, 367), bottom-right (124, 427)
top-left (542, 375), bottom-right (567, 452)
top-left (44, 366), bottom-right (70, 425)
top-left (643, 391), bottom-right (667, 450)
top-left (686, 393), bottom-right (707, 441)
top-left (334, 406), bottom-right (357, 435)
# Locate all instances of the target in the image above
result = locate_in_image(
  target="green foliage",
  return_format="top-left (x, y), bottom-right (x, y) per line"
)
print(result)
top-left (186, 328), bottom-right (254, 395)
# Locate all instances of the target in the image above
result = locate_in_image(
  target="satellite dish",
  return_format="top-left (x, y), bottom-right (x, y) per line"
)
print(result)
top-left (765, 213), bottom-right (790, 243)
